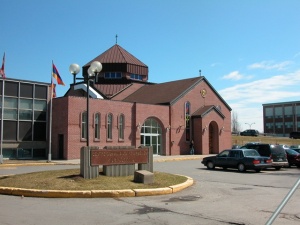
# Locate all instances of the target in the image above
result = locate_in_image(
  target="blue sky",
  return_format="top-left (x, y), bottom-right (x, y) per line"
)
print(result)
top-left (1, 0), bottom-right (300, 132)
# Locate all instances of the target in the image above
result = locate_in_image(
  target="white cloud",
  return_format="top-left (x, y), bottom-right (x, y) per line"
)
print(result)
top-left (210, 62), bottom-right (222, 67)
top-left (219, 70), bottom-right (300, 133)
top-left (248, 60), bottom-right (292, 70)
top-left (222, 71), bottom-right (253, 81)
top-left (294, 52), bottom-right (300, 58)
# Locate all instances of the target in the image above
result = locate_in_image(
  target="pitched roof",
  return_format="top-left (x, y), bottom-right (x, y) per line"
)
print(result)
top-left (84, 44), bottom-right (147, 67)
top-left (93, 83), bottom-right (131, 98)
top-left (123, 77), bottom-right (204, 105)
top-left (192, 105), bottom-right (225, 119)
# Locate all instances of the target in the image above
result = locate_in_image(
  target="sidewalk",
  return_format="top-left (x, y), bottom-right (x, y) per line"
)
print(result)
top-left (0, 154), bottom-right (210, 167)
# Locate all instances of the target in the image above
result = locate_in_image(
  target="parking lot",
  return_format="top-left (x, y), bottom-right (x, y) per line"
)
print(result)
top-left (1, 158), bottom-right (299, 225)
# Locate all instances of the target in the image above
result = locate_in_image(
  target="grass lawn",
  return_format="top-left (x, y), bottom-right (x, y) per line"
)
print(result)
top-left (232, 135), bottom-right (300, 147)
top-left (0, 169), bottom-right (187, 190)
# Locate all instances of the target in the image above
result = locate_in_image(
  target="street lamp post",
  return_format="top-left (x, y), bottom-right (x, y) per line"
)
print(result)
top-left (69, 61), bottom-right (102, 147)
top-left (245, 122), bottom-right (255, 129)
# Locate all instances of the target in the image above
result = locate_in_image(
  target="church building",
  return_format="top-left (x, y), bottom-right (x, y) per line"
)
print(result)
top-left (51, 44), bottom-right (232, 159)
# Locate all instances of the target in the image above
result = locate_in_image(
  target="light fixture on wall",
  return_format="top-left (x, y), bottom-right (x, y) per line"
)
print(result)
top-left (220, 126), bottom-right (225, 134)
top-left (137, 122), bottom-right (141, 129)
top-left (203, 125), bottom-right (208, 132)
top-left (166, 125), bottom-right (171, 131)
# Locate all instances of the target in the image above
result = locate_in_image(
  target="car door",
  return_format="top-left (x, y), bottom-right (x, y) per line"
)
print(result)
top-left (215, 150), bottom-right (230, 167)
top-left (227, 150), bottom-right (239, 168)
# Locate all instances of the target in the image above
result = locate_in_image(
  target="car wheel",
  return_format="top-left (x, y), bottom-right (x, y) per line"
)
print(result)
top-left (274, 166), bottom-right (281, 170)
top-left (207, 161), bottom-right (215, 170)
top-left (237, 163), bottom-right (246, 172)
top-left (255, 169), bottom-right (261, 173)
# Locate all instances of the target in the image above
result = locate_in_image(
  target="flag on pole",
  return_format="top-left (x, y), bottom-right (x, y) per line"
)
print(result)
top-left (0, 53), bottom-right (5, 78)
top-left (51, 82), bottom-right (57, 98)
top-left (52, 63), bottom-right (65, 85)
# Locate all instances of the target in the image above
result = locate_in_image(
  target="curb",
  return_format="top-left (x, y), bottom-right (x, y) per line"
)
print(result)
top-left (0, 176), bottom-right (194, 198)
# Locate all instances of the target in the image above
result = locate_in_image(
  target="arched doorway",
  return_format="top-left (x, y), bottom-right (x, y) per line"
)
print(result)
top-left (140, 118), bottom-right (162, 155)
top-left (208, 121), bottom-right (219, 154)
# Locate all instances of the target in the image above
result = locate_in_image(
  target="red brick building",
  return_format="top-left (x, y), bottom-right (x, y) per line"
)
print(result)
top-left (51, 44), bottom-right (232, 159)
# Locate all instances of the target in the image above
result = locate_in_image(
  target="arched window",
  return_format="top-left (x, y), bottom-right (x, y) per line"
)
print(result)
top-left (81, 111), bottom-right (87, 140)
top-left (185, 102), bottom-right (191, 141)
top-left (94, 113), bottom-right (100, 140)
top-left (118, 114), bottom-right (124, 140)
top-left (107, 113), bottom-right (113, 140)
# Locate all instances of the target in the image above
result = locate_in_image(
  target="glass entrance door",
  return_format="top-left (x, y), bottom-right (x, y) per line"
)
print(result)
top-left (140, 118), bottom-right (162, 155)
top-left (141, 134), bottom-right (161, 155)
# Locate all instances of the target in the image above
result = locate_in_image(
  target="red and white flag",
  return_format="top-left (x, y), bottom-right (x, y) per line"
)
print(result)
top-left (0, 53), bottom-right (5, 78)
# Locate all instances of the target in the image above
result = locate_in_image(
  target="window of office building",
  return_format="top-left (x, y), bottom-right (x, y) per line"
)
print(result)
top-left (284, 106), bottom-right (293, 118)
top-left (285, 121), bottom-right (293, 128)
top-left (265, 107), bottom-right (273, 119)
top-left (1, 80), bottom-right (48, 159)
top-left (296, 105), bottom-right (300, 117)
top-left (274, 107), bottom-right (283, 118)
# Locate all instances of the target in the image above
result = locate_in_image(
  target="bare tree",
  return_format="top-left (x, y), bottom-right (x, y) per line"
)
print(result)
top-left (231, 111), bottom-right (241, 134)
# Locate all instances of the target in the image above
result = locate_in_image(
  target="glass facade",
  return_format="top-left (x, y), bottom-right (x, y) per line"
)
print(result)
top-left (0, 79), bottom-right (49, 159)
top-left (263, 102), bottom-right (300, 137)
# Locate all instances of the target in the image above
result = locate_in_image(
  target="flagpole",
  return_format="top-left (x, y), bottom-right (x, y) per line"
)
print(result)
top-left (48, 61), bottom-right (54, 162)
top-left (0, 79), bottom-right (4, 164)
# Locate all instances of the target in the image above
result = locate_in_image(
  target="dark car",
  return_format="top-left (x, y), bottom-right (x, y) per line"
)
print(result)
top-left (289, 131), bottom-right (300, 139)
top-left (285, 149), bottom-right (300, 167)
top-left (290, 145), bottom-right (300, 154)
top-left (201, 149), bottom-right (272, 172)
top-left (291, 148), bottom-right (300, 154)
top-left (240, 129), bottom-right (259, 136)
top-left (241, 143), bottom-right (288, 170)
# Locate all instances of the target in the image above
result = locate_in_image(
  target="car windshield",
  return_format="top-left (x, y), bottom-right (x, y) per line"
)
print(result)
top-left (243, 149), bottom-right (260, 157)
top-left (218, 150), bottom-right (230, 157)
top-left (286, 149), bottom-right (299, 155)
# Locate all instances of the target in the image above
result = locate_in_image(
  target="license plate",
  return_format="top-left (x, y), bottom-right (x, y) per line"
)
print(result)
top-left (278, 158), bottom-right (282, 161)
top-left (261, 161), bottom-right (264, 164)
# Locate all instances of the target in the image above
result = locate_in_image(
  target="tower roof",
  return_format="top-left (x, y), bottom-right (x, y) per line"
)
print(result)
top-left (84, 44), bottom-right (147, 67)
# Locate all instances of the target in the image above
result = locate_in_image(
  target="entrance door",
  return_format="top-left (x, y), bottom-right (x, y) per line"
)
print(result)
top-left (208, 122), bottom-right (219, 154)
top-left (58, 134), bottom-right (64, 159)
top-left (140, 118), bottom-right (162, 155)
top-left (141, 134), bottom-right (161, 155)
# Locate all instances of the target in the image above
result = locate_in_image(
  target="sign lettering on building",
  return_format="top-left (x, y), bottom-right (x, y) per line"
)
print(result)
top-left (90, 149), bottom-right (149, 166)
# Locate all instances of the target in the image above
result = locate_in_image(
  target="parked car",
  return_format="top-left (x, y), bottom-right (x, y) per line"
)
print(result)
top-left (241, 143), bottom-right (288, 170)
top-left (201, 149), bottom-right (272, 172)
top-left (232, 145), bottom-right (240, 149)
top-left (290, 145), bottom-right (300, 153)
top-left (289, 131), bottom-right (300, 139)
top-left (291, 148), bottom-right (300, 154)
top-left (284, 149), bottom-right (300, 167)
top-left (240, 129), bottom-right (259, 136)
